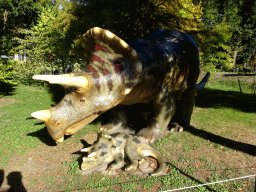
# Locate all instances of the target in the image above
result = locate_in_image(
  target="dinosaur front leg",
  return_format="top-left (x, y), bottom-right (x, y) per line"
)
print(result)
top-left (107, 153), bottom-right (125, 173)
top-left (137, 89), bottom-right (176, 143)
top-left (125, 141), bottom-right (140, 172)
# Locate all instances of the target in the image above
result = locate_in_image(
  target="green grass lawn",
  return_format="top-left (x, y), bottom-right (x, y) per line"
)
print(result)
top-left (0, 85), bottom-right (54, 165)
top-left (0, 72), bottom-right (256, 191)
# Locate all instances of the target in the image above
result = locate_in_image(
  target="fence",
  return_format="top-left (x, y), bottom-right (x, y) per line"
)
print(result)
top-left (162, 174), bottom-right (256, 192)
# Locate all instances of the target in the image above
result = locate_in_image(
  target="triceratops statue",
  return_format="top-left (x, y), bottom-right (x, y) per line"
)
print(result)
top-left (31, 27), bottom-right (209, 143)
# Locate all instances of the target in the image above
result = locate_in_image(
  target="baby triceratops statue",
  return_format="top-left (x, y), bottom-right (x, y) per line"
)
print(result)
top-left (81, 132), bottom-right (166, 176)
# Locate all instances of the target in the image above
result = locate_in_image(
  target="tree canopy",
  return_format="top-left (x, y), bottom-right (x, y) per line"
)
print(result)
top-left (1, 0), bottom-right (256, 84)
top-left (0, 0), bottom-right (40, 54)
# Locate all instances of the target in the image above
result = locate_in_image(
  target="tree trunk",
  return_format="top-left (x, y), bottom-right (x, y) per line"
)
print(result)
top-left (233, 50), bottom-right (238, 72)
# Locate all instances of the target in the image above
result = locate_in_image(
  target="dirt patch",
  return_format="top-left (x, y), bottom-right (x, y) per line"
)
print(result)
top-left (0, 132), bottom-right (164, 192)
top-left (0, 98), bottom-right (16, 108)
top-left (25, 87), bottom-right (44, 92)
top-left (1, 144), bottom-right (75, 191)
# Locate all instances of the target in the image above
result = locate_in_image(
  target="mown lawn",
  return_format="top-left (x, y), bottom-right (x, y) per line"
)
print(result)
top-left (0, 72), bottom-right (256, 191)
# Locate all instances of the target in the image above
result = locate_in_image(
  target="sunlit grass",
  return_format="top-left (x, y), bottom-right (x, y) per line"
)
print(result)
top-left (0, 72), bottom-right (255, 191)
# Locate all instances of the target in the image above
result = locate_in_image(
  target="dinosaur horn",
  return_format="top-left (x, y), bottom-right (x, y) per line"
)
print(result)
top-left (81, 148), bottom-right (89, 152)
top-left (81, 146), bottom-right (93, 152)
top-left (32, 74), bottom-right (88, 88)
top-left (88, 152), bottom-right (96, 158)
top-left (31, 109), bottom-right (51, 122)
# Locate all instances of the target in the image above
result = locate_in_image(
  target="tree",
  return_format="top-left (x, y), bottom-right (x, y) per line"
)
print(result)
top-left (197, 0), bottom-right (233, 70)
top-left (15, 1), bottom-right (76, 77)
top-left (66, 0), bottom-right (204, 58)
top-left (0, 0), bottom-right (40, 54)
top-left (238, 0), bottom-right (256, 66)
top-left (200, 0), bottom-right (256, 70)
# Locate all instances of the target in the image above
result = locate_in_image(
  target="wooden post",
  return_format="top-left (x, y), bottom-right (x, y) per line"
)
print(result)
top-left (238, 79), bottom-right (242, 93)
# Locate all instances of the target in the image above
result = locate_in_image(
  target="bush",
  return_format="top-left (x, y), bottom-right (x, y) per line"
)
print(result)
top-left (0, 58), bottom-right (17, 84)
top-left (15, 60), bottom-right (45, 86)
top-left (200, 62), bottom-right (221, 72)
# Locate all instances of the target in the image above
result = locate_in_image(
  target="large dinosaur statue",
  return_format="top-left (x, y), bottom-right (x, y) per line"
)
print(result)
top-left (80, 132), bottom-right (166, 176)
top-left (31, 27), bottom-right (210, 143)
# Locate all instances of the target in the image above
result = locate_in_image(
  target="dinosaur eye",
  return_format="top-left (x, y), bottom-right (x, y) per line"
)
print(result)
top-left (80, 98), bottom-right (86, 103)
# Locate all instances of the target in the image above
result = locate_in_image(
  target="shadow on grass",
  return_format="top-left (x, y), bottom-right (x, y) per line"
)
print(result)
top-left (187, 126), bottom-right (256, 156)
top-left (27, 127), bottom-right (57, 147)
top-left (0, 81), bottom-right (17, 96)
top-left (6, 171), bottom-right (27, 192)
top-left (0, 170), bottom-right (27, 192)
top-left (46, 84), bottom-right (65, 105)
top-left (195, 88), bottom-right (256, 113)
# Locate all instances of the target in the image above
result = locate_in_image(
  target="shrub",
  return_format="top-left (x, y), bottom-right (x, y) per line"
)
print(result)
top-left (14, 60), bottom-right (45, 86)
top-left (0, 58), bottom-right (17, 84)
top-left (200, 62), bottom-right (220, 72)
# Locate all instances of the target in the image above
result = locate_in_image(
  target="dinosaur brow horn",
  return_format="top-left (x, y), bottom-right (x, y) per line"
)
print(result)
top-left (32, 74), bottom-right (89, 88)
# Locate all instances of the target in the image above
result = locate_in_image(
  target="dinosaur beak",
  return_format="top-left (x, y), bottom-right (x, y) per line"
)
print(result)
top-left (31, 109), bottom-right (51, 122)
top-left (32, 73), bottom-right (88, 89)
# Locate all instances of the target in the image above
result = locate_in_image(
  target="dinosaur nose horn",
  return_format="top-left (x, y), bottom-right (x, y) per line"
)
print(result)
top-left (32, 73), bottom-right (89, 88)
top-left (31, 109), bottom-right (51, 122)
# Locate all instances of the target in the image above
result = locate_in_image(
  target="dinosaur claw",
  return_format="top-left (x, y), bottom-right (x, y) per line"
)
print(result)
top-left (107, 169), bottom-right (114, 174)
top-left (99, 125), bottom-right (113, 132)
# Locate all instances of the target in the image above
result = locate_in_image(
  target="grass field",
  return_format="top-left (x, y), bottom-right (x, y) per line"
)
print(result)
top-left (0, 72), bottom-right (256, 191)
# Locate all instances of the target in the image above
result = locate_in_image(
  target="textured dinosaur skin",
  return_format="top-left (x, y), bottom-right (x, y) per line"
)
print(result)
top-left (31, 27), bottom-right (210, 143)
top-left (81, 132), bottom-right (166, 176)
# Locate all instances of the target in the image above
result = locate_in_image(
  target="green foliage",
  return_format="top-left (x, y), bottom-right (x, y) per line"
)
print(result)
top-left (0, 0), bottom-right (40, 53)
top-left (239, 1), bottom-right (256, 64)
top-left (200, 62), bottom-right (219, 72)
top-left (0, 58), bottom-right (17, 84)
top-left (15, 1), bottom-right (78, 75)
top-left (200, 0), bottom-right (256, 69)
top-left (198, 20), bottom-right (233, 70)
top-left (14, 60), bottom-right (45, 86)
top-left (70, 0), bottom-right (203, 57)
top-left (2, 0), bottom-right (256, 80)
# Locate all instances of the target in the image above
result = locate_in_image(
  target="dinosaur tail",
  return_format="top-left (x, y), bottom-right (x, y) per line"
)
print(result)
top-left (141, 148), bottom-right (166, 177)
top-left (196, 72), bottom-right (210, 95)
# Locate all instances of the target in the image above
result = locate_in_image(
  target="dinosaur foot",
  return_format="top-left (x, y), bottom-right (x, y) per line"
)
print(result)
top-left (99, 124), bottom-right (113, 132)
top-left (169, 122), bottom-right (184, 132)
top-left (99, 124), bottom-right (135, 134)
top-left (137, 128), bottom-right (167, 143)
top-left (125, 165), bottom-right (137, 172)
